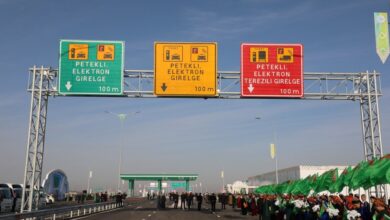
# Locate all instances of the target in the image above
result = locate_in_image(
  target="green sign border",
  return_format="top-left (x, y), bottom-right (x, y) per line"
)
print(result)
top-left (58, 39), bottom-right (125, 95)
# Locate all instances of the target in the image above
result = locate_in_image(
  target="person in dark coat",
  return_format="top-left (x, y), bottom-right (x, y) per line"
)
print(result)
top-left (210, 193), bottom-right (217, 212)
top-left (197, 193), bottom-right (203, 211)
top-left (257, 196), bottom-right (264, 220)
top-left (156, 194), bottom-right (161, 209)
top-left (262, 197), bottom-right (271, 220)
top-left (181, 192), bottom-right (187, 210)
top-left (174, 193), bottom-right (179, 209)
top-left (241, 197), bottom-right (248, 215)
top-left (221, 193), bottom-right (227, 210)
top-left (161, 194), bottom-right (166, 209)
top-left (116, 192), bottom-right (123, 207)
top-left (359, 194), bottom-right (370, 220)
top-left (187, 192), bottom-right (193, 210)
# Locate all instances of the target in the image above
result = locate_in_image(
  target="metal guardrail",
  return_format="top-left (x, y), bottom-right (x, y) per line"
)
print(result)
top-left (0, 201), bottom-right (123, 220)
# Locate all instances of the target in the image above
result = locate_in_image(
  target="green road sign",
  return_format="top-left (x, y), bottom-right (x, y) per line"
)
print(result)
top-left (171, 182), bottom-right (186, 189)
top-left (59, 40), bottom-right (124, 95)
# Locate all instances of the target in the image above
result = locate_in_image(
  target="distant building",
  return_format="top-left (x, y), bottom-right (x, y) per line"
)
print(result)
top-left (247, 165), bottom-right (349, 187)
top-left (226, 181), bottom-right (250, 194)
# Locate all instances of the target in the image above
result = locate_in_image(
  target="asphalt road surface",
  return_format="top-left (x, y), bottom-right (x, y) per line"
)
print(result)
top-left (79, 199), bottom-right (260, 220)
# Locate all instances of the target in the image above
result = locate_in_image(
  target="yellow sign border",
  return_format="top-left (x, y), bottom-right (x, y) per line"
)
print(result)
top-left (154, 42), bottom-right (218, 97)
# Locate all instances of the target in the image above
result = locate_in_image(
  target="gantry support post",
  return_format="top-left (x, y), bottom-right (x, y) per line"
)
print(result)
top-left (128, 179), bottom-right (135, 197)
top-left (21, 66), bottom-right (52, 212)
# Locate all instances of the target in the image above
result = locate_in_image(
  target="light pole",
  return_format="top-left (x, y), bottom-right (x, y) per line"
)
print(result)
top-left (255, 117), bottom-right (279, 184)
top-left (87, 171), bottom-right (92, 194)
top-left (221, 170), bottom-right (225, 193)
top-left (105, 110), bottom-right (140, 192)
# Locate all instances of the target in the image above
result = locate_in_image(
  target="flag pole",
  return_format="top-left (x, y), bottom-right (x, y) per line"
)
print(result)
top-left (272, 122), bottom-right (279, 184)
top-left (275, 151), bottom-right (279, 184)
top-left (221, 170), bottom-right (225, 193)
top-left (271, 143), bottom-right (279, 184)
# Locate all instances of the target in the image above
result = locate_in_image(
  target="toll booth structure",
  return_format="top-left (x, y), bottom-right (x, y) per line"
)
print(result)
top-left (120, 174), bottom-right (198, 197)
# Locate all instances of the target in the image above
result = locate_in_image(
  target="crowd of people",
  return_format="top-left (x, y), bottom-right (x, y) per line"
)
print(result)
top-left (145, 191), bottom-right (390, 220)
top-left (241, 193), bottom-right (390, 220)
top-left (74, 190), bottom-right (125, 207)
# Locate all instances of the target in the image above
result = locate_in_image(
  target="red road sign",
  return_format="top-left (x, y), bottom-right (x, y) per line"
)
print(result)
top-left (241, 43), bottom-right (303, 98)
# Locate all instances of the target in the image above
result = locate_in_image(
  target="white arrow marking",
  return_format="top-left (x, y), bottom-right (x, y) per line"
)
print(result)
top-left (248, 84), bottom-right (254, 93)
top-left (65, 81), bottom-right (72, 91)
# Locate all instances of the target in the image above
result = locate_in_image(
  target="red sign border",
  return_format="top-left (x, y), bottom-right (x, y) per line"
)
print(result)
top-left (240, 43), bottom-right (304, 98)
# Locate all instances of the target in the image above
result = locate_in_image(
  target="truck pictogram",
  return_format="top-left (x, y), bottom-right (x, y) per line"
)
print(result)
top-left (277, 47), bottom-right (293, 63)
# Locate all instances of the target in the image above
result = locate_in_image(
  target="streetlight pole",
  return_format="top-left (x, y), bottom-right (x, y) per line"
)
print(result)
top-left (105, 110), bottom-right (140, 192)
top-left (255, 117), bottom-right (279, 184)
top-left (87, 171), bottom-right (92, 194)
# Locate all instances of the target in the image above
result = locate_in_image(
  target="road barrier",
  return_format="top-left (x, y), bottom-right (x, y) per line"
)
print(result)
top-left (0, 201), bottom-right (123, 220)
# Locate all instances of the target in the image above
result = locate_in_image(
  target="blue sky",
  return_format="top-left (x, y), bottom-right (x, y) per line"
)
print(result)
top-left (0, 0), bottom-right (389, 192)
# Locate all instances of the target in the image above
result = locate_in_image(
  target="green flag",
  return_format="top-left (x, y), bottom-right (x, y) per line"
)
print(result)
top-left (286, 180), bottom-right (298, 194)
top-left (343, 166), bottom-right (354, 189)
top-left (327, 169), bottom-right (339, 193)
top-left (314, 169), bottom-right (338, 193)
top-left (255, 185), bottom-right (268, 194)
top-left (359, 158), bottom-right (379, 189)
top-left (374, 12), bottom-right (390, 63)
top-left (291, 175), bottom-right (313, 195)
top-left (369, 155), bottom-right (390, 187)
top-left (275, 181), bottom-right (289, 194)
top-left (350, 160), bottom-right (369, 190)
top-left (332, 167), bottom-right (351, 193)
top-left (290, 179), bottom-right (303, 195)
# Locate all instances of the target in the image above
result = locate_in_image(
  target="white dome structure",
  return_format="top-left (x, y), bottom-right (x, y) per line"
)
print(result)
top-left (42, 169), bottom-right (69, 201)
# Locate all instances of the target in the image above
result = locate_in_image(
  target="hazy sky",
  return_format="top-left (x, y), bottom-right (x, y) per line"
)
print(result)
top-left (0, 0), bottom-right (389, 193)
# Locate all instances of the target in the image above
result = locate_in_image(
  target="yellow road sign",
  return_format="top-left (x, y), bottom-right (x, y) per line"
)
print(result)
top-left (68, 44), bottom-right (89, 60)
top-left (154, 42), bottom-right (217, 96)
top-left (277, 47), bottom-right (294, 63)
top-left (250, 47), bottom-right (268, 63)
top-left (97, 44), bottom-right (115, 61)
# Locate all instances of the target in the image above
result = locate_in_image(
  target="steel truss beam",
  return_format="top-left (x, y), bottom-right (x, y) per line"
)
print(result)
top-left (22, 68), bottom-right (385, 211)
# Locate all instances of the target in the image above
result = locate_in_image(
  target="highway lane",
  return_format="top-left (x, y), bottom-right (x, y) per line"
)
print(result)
top-left (79, 199), bottom-right (259, 220)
